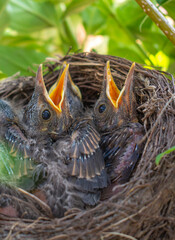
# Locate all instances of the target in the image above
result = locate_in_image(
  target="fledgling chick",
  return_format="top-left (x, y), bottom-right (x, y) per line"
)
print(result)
top-left (0, 96), bottom-right (37, 189)
top-left (0, 65), bottom-right (82, 218)
top-left (31, 64), bottom-right (108, 217)
top-left (0, 63), bottom-right (83, 181)
top-left (93, 61), bottom-right (144, 199)
top-left (0, 63), bottom-right (107, 218)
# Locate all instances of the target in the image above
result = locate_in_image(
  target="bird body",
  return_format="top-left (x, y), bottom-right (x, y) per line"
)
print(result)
top-left (93, 62), bottom-right (144, 199)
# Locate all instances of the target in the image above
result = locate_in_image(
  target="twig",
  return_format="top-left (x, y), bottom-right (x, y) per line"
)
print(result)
top-left (103, 232), bottom-right (137, 240)
top-left (135, 0), bottom-right (175, 45)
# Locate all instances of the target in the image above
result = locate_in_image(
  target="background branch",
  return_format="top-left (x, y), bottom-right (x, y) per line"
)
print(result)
top-left (135, 0), bottom-right (175, 45)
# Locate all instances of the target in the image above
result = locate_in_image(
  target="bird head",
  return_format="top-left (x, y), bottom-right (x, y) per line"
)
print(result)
top-left (23, 63), bottom-right (83, 138)
top-left (93, 61), bottom-right (138, 132)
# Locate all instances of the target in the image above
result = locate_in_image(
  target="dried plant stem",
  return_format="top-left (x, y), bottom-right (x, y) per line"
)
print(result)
top-left (135, 0), bottom-right (175, 45)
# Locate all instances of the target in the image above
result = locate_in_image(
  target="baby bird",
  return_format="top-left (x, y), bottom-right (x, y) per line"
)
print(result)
top-left (93, 61), bottom-right (144, 199)
top-left (32, 64), bottom-right (108, 217)
top-left (0, 63), bottom-right (107, 218)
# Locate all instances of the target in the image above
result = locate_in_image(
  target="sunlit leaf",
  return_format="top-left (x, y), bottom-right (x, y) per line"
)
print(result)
top-left (115, 0), bottom-right (147, 28)
top-left (162, 0), bottom-right (175, 20)
top-left (148, 51), bottom-right (169, 70)
top-left (138, 31), bottom-right (167, 54)
top-left (95, 1), bottom-right (151, 64)
top-left (106, 18), bottom-right (132, 45)
top-left (81, 5), bottom-right (106, 34)
top-left (0, 0), bottom-right (9, 12)
top-left (0, 72), bottom-right (7, 80)
top-left (94, 0), bottom-right (114, 17)
top-left (0, 0), bottom-right (174, 76)
top-left (1, 29), bottom-right (58, 55)
top-left (34, 0), bottom-right (66, 3)
top-left (0, 10), bottom-right (10, 37)
top-left (108, 39), bottom-right (145, 64)
top-left (7, 0), bottom-right (59, 33)
top-left (0, 45), bottom-right (47, 76)
top-left (156, 146), bottom-right (175, 165)
top-left (63, 0), bottom-right (96, 17)
top-left (0, 0), bottom-right (10, 36)
top-left (168, 61), bottom-right (175, 74)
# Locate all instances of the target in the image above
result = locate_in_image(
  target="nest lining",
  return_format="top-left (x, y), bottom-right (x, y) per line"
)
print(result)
top-left (0, 52), bottom-right (175, 240)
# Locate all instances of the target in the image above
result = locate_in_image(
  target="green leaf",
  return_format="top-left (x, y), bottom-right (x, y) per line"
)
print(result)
top-left (0, 142), bottom-right (15, 183)
top-left (108, 39), bottom-right (145, 64)
top-left (0, 9), bottom-right (10, 37)
top-left (94, 0), bottom-right (113, 17)
top-left (0, 45), bottom-right (47, 76)
top-left (34, 0), bottom-right (66, 3)
top-left (156, 0), bottom-right (169, 5)
top-left (0, 72), bottom-right (7, 80)
top-left (95, 0), bottom-right (151, 64)
top-left (0, 33), bottom-right (54, 55)
top-left (59, 18), bottom-right (79, 51)
top-left (156, 146), bottom-right (175, 165)
top-left (63, 0), bottom-right (96, 17)
top-left (0, 141), bottom-right (37, 190)
top-left (81, 5), bottom-right (106, 34)
top-left (138, 31), bottom-right (167, 55)
top-left (162, 0), bottom-right (175, 20)
top-left (7, 0), bottom-right (59, 33)
top-left (0, 0), bottom-right (9, 13)
top-left (0, 0), bottom-right (10, 36)
top-left (115, 0), bottom-right (147, 28)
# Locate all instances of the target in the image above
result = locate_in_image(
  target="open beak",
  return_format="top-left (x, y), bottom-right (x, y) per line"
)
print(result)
top-left (116, 62), bottom-right (135, 111)
top-left (105, 61), bottom-right (120, 108)
top-left (58, 61), bottom-right (82, 100)
top-left (35, 64), bottom-right (69, 113)
top-left (66, 64), bottom-right (82, 100)
top-left (48, 64), bottom-right (69, 112)
top-left (49, 62), bottom-right (82, 111)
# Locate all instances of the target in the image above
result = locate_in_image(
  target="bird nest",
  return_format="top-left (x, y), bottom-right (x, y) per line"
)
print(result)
top-left (0, 52), bottom-right (175, 240)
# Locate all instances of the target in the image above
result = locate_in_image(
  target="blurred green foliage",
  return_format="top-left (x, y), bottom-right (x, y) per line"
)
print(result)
top-left (0, 0), bottom-right (174, 78)
top-left (0, 140), bottom-right (37, 189)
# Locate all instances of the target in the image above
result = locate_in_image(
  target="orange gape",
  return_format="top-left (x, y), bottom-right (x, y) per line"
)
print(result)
top-left (49, 65), bottom-right (69, 111)
top-left (106, 61), bottom-right (120, 108)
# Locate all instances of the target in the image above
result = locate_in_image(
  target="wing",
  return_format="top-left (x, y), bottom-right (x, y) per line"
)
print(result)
top-left (0, 100), bottom-right (37, 188)
top-left (102, 123), bottom-right (144, 184)
top-left (0, 100), bottom-right (31, 158)
top-left (68, 119), bottom-right (108, 192)
top-left (4, 124), bottom-right (31, 158)
top-left (0, 100), bottom-right (15, 123)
